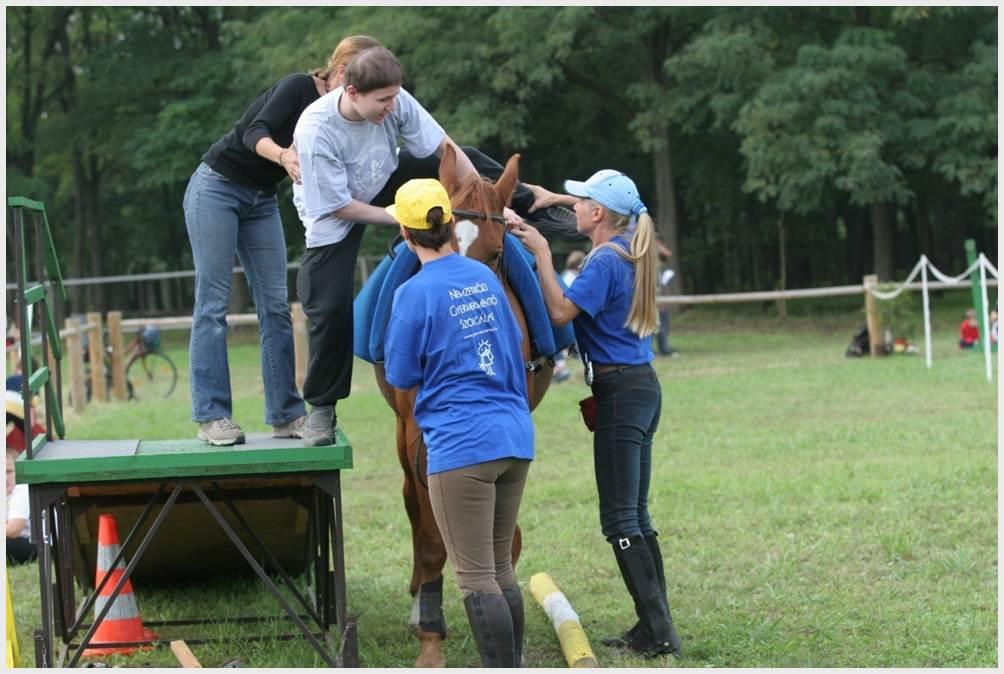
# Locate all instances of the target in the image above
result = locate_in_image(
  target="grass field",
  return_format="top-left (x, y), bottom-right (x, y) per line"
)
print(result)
top-left (7, 291), bottom-right (998, 668)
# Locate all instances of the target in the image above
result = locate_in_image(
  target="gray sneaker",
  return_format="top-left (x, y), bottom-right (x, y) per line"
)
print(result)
top-left (197, 418), bottom-right (246, 446)
top-left (302, 406), bottom-right (336, 447)
top-left (273, 415), bottom-right (308, 439)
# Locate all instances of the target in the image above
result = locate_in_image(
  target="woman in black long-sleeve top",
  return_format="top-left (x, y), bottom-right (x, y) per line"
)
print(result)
top-left (182, 35), bottom-right (380, 446)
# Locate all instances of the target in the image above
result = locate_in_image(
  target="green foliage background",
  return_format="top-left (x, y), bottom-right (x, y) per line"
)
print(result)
top-left (5, 6), bottom-right (997, 313)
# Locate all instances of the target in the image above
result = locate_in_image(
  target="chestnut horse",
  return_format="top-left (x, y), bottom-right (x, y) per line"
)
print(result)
top-left (372, 145), bottom-right (553, 667)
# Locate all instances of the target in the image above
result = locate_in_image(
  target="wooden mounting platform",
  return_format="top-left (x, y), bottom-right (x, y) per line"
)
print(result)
top-left (15, 431), bottom-right (353, 484)
top-left (20, 431), bottom-right (357, 666)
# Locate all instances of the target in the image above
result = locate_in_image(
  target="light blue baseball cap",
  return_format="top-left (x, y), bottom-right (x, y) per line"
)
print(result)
top-left (563, 170), bottom-right (647, 217)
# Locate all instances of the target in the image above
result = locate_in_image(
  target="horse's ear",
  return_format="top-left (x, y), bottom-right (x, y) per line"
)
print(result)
top-left (495, 153), bottom-right (520, 207)
top-left (439, 143), bottom-right (458, 193)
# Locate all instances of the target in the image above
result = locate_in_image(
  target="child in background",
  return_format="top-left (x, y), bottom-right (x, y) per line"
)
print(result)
top-left (989, 307), bottom-right (998, 350)
top-left (959, 308), bottom-right (979, 349)
top-left (553, 250), bottom-right (586, 383)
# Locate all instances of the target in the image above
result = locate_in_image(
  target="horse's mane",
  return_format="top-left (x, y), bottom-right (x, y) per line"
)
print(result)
top-left (449, 174), bottom-right (503, 214)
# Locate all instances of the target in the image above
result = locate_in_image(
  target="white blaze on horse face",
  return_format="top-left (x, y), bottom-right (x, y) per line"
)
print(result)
top-left (455, 219), bottom-right (479, 257)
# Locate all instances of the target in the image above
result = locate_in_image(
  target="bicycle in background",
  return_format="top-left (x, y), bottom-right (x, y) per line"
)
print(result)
top-left (82, 324), bottom-right (178, 402)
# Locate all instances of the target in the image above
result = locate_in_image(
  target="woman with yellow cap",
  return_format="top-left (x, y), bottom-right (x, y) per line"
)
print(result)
top-left (383, 178), bottom-right (533, 668)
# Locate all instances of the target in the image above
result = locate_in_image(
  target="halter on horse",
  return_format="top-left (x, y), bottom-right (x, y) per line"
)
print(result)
top-left (371, 145), bottom-right (554, 667)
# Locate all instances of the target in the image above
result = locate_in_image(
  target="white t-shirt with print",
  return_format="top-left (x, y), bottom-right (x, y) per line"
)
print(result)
top-left (6, 483), bottom-right (31, 540)
top-left (292, 86), bottom-right (446, 248)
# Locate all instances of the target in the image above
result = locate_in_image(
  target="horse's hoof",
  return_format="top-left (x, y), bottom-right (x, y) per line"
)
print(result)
top-left (414, 629), bottom-right (446, 668)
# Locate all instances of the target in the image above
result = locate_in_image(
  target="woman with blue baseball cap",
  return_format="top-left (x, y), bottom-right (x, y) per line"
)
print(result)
top-left (512, 170), bottom-right (682, 658)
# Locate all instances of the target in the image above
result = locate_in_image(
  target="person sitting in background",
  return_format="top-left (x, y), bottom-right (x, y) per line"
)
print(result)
top-left (553, 250), bottom-right (586, 383)
top-left (6, 390), bottom-right (45, 455)
top-left (959, 308), bottom-right (979, 349)
top-left (989, 307), bottom-right (998, 350)
top-left (6, 448), bottom-right (35, 564)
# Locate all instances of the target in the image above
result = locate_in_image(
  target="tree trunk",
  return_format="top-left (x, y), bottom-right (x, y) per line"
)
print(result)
top-left (72, 147), bottom-right (105, 311)
top-left (870, 202), bottom-right (894, 280)
top-left (652, 139), bottom-right (682, 295)
top-left (644, 26), bottom-right (683, 296)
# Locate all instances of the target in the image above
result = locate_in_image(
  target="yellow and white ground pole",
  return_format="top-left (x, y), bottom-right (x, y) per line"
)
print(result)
top-left (6, 571), bottom-right (20, 667)
top-left (529, 572), bottom-right (598, 668)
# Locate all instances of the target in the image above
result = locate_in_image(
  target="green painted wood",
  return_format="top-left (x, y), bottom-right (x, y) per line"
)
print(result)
top-left (41, 209), bottom-right (68, 301)
top-left (43, 300), bottom-right (62, 359)
top-left (28, 366), bottom-right (49, 393)
top-left (16, 431), bottom-right (354, 484)
top-left (31, 433), bottom-right (46, 456)
top-left (47, 385), bottom-right (64, 439)
top-left (24, 283), bottom-right (45, 305)
top-left (7, 196), bottom-right (45, 211)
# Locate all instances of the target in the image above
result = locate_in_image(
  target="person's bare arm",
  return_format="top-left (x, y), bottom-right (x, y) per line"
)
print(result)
top-left (254, 138), bottom-right (301, 183)
top-left (511, 222), bottom-right (581, 326)
top-left (333, 199), bottom-right (400, 226)
top-left (524, 183), bottom-right (577, 212)
top-left (435, 136), bottom-right (478, 180)
top-left (6, 518), bottom-right (26, 538)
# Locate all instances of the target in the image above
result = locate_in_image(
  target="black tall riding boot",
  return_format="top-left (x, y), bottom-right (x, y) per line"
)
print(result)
top-left (643, 533), bottom-right (682, 654)
top-left (463, 591), bottom-right (517, 667)
top-left (501, 585), bottom-right (525, 667)
top-left (606, 536), bottom-right (681, 657)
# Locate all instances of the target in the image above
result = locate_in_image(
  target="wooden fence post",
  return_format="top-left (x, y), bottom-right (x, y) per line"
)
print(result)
top-left (863, 274), bottom-right (882, 357)
top-left (106, 311), bottom-right (128, 400)
top-left (65, 317), bottom-right (86, 414)
top-left (291, 302), bottom-right (308, 392)
top-left (86, 312), bottom-right (106, 402)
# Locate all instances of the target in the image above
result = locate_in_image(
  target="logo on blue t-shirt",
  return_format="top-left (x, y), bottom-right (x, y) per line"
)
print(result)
top-left (477, 339), bottom-right (496, 376)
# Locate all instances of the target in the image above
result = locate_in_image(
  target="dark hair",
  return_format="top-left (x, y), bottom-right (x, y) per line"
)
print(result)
top-left (345, 46), bottom-right (404, 93)
top-left (406, 207), bottom-right (452, 250)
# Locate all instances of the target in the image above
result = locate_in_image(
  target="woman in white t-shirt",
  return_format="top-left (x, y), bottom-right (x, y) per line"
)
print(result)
top-left (6, 450), bottom-right (35, 564)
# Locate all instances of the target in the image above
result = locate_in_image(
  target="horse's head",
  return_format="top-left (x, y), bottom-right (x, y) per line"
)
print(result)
top-left (438, 144), bottom-right (519, 274)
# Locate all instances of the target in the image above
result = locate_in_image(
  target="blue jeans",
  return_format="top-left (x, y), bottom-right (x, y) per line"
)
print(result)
top-left (183, 162), bottom-right (305, 425)
top-left (591, 364), bottom-right (661, 542)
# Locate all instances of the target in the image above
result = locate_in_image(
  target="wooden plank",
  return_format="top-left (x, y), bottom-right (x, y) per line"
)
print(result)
top-left (291, 302), bottom-right (308, 392)
top-left (863, 274), bottom-right (882, 357)
top-left (106, 311), bottom-right (128, 400)
top-left (170, 640), bottom-right (202, 668)
top-left (23, 284), bottom-right (45, 305)
top-left (14, 432), bottom-right (352, 484)
top-left (86, 312), bottom-right (106, 402)
top-left (65, 317), bottom-right (85, 413)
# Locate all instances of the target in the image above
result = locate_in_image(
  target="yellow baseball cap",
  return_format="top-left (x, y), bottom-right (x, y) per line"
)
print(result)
top-left (386, 179), bottom-right (452, 230)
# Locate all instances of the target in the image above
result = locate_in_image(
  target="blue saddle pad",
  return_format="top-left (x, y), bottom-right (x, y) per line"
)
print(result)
top-left (352, 243), bottom-right (418, 363)
top-left (502, 234), bottom-right (576, 356)
top-left (353, 238), bottom-right (576, 365)
top-left (353, 251), bottom-right (393, 363)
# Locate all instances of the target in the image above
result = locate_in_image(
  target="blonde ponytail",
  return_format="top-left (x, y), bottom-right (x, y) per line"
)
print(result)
top-left (587, 209), bottom-right (659, 337)
top-left (625, 212), bottom-right (658, 337)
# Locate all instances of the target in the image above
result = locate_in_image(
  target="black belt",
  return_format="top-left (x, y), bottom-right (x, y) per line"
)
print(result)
top-left (592, 363), bottom-right (650, 375)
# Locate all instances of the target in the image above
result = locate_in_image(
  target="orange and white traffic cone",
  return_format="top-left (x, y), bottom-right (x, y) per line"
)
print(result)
top-left (83, 513), bottom-right (157, 657)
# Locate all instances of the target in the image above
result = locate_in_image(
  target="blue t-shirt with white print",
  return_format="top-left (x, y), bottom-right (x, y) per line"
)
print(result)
top-left (384, 253), bottom-right (534, 475)
top-left (564, 236), bottom-right (655, 366)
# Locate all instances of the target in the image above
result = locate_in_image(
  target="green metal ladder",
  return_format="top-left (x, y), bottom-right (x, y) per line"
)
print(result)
top-left (8, 196), bottom-right (69, 456)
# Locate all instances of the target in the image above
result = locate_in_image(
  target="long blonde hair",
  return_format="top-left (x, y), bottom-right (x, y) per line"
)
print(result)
top-left (312, 35), bottom-right (383, 82)
top-left (588, 208), bottom-right (659, 337)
